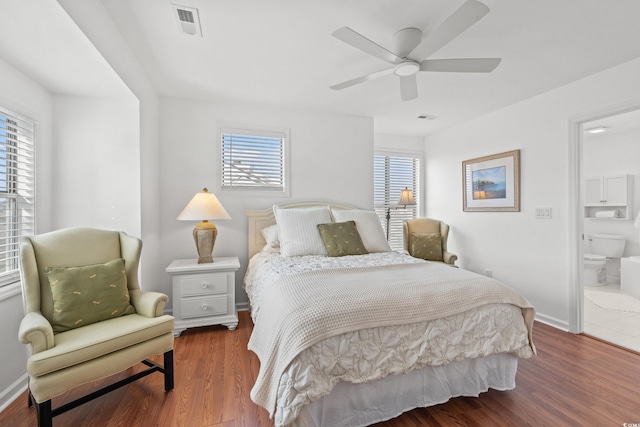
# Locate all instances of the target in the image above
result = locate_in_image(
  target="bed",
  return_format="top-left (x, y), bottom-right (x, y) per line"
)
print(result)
top-left (244, 202), bottom-right (535, 427)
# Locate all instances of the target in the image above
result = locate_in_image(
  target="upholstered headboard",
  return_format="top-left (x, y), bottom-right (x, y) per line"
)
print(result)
top-left (245, 201), bottom-right (357, 259)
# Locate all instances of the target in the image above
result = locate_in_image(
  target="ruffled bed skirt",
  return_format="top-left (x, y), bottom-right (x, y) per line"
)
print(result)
top-left (293, 353), bottom-right (518, 427)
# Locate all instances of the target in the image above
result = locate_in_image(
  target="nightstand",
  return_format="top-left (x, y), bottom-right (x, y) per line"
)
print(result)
top-left (166, 257), bottom-right (240, 336)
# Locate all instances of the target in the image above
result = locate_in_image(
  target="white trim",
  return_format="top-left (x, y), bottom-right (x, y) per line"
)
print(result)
top-left (215, 122), bottom-right (291, 198)
top-left (535, 313), bottom-right (569, 332)
top-left (236, 301), bottom-right (249, 312)
top-left (567, 98), bottom-right (640, 334)
top-left (0, 373), bottom-right (28, 413)
top-left (375, 147), bottom-right (425, 217)
top-left (0, 107), bottom-right (36, 287)
top-left (567, 118), bottom-right (583, 334)
top-left (0, 281), bottom-right (21, 302)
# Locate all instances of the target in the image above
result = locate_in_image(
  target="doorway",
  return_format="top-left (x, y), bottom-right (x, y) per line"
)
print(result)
top-left (569, 104), bottom-right (640, 352)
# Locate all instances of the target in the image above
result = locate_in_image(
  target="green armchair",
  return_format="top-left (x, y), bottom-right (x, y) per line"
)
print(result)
top-left (18, 227), bottom-right (175, 427)
top-left (403, 218), bottom-right (458, 266)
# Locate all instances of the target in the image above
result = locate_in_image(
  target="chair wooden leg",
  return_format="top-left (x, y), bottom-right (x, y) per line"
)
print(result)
top-left (35, 399), bottom-right (52, 427)
top-left (164, 350), bottom-right (174, 391)
top-left (27, 355), bottom-right (172, 425)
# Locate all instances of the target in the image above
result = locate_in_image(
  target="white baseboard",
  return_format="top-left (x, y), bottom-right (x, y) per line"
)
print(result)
top-left (236, 301), bottom-right (249, 312)
top-left (535, 312), bottom-right (569, 332)
top-left (0, 373), bottom-right (27, 413)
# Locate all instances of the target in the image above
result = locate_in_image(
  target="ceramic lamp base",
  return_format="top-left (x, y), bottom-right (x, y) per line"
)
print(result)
top-left (193, 220), bottom-right (218, 263)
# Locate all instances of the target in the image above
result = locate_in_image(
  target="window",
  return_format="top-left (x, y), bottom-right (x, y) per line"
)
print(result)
top-left (0, 108), bottom-right (35, 287)
top-left (220, 126), bottom-right (287, 193)
top-left (374, 153), bottom-right (420, 251)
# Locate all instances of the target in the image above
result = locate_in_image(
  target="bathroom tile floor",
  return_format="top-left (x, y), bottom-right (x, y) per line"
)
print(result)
top-left (584, 283), bottom-right (640, 353)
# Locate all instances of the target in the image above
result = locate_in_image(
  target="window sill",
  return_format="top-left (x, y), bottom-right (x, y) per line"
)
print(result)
top-left (0, 281), bottom-right (21, 302)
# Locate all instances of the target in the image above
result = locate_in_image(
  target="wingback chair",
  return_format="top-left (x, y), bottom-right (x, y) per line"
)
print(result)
top-left (18, 227), bottom-right (175, 427)
top-left (403, 218), bottom-right (458, 266)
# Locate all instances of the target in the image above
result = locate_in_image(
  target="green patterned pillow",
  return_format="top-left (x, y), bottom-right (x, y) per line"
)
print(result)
top-left (45, 258), bottom-right (136, 333)
top-left (410, 232), bottom-right (444, 261)
top-left (317, 221), bottom-right (369, 257)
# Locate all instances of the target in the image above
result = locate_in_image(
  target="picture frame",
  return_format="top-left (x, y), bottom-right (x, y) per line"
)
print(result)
top-left (462, 150), bottom-right (520, 212)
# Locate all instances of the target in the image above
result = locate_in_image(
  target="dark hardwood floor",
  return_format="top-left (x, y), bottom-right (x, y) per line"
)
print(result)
top-left (2, 310), bottom-right (639, 426)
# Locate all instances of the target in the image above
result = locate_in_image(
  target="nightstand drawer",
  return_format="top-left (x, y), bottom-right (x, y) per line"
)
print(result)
top-left (180, 295), bottom-right (228, 318)
top-left (167, 257), bottom-right (240, 336)
top-left (179, 274), bottom-right (228, 297)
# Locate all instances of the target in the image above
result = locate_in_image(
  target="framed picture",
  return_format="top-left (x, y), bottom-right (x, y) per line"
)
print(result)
top-left (462, 150), bottom-right (520, 212)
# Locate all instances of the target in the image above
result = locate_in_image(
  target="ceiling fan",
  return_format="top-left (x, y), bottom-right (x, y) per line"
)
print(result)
top-left (330, 0), bottom-right (501, 102)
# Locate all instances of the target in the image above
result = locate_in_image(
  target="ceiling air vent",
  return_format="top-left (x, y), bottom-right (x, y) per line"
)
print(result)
top-left (172, 4), bottom-right (202, 37)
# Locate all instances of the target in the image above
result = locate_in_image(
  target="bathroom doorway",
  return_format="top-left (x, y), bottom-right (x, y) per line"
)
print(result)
top-left (570, 106), bottom-right (640, 351)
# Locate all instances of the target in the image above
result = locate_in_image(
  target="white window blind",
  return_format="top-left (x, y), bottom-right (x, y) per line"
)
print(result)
top-left (221, 127), bottom-right (285, 192)
top-left (0, 108), bottom-right (35, 287)
top-left (374, 154), bottom-right (420, 251)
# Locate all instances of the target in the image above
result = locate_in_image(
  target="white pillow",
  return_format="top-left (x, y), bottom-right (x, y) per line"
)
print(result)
top-left (261, 224), bottom-right (280, 252)
top-left (273, 206), bottom-right (332, 256)
top-left (331, 209), bottom-right (391, 253)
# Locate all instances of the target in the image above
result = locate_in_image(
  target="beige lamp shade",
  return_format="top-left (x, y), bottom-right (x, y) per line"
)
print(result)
top-left (398, 187), bottom-right (416, 208)
top-left (385, 186), bottom-right (417, 241)
top-left (177, 188), bottom-right (231, 263)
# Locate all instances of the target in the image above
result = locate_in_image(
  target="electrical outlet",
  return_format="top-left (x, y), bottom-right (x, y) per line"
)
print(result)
top-left (485, 269), bottom-right (493, 278)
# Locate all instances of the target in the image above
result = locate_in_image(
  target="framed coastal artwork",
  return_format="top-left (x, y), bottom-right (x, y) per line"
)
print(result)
top-left (462, 150), bottom-right (520, 212)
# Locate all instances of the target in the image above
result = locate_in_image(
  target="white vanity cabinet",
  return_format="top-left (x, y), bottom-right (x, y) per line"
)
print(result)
top-left (584, 174), bottom-right (633, 219)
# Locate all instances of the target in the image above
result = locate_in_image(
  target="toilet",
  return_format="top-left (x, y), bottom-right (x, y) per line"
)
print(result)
top-left (583, 234), bottom-right (626, 286)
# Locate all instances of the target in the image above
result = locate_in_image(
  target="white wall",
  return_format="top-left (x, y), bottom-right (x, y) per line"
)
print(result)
top-left (0, 0), bottom-right (160, 409)
top-left (51, 95), bottom-right (140, 235)
top-left (424, 57), bottom-right (640, 329)
top-left (374, 133), bottom-right (426, 216)
top-left (159, 97), bottom-right (374, 306)
top-left (0, 59), bottom-right (53, 411)
top-left (58, 0), bottom-right (163, 293)
top-left (375, 133), bottom-right (425, 153)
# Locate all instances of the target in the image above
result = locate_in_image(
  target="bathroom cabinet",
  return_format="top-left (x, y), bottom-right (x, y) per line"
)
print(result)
top-left (584, 174), bottom-right (633, 219)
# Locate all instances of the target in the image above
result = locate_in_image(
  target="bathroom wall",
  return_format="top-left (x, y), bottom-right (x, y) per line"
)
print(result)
top-left (583, 115), bottom-right (640, 281)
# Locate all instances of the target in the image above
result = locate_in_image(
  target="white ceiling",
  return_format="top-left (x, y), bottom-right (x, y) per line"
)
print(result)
top-left (0, 1), bottom-right (130, 98)
top-left (99, 0), bottom-right (640, 136)
top-left (2, 1), bottom-right (640, 136)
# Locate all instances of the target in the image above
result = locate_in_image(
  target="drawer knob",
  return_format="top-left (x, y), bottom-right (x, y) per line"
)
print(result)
top-left (201, 304), bottom-right (208, 311)
top-left (201, 282), bottom-right (208, 289)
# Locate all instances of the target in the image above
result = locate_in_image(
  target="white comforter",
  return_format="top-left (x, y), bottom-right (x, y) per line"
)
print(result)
top-left (244, 251), bottom-right (424, 322)
top-left (244, 252), bottom-right (535, 426)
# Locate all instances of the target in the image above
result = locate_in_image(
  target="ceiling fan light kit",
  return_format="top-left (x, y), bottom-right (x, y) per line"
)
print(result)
top-left (330, 0), bottom-right (500, 101)
top-left (394, 61), bottom-right (420, 77)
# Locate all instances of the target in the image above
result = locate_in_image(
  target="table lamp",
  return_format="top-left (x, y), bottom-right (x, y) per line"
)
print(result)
top-left (177, 188), bottom-right (231, 263)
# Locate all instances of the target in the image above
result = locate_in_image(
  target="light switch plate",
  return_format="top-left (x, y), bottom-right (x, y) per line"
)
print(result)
top-left (535, 207), bottom-right (552, 219)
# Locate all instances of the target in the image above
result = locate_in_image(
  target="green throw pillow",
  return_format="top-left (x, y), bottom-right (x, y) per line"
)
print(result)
top-left (45, 258), bottom-right (136, 333)
top-left (410, 232), bottom-right (444, 261)
top-left (317, 221), bottom-right (369, 257)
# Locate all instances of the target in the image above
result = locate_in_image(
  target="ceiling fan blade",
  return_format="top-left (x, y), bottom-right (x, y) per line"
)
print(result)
top-left (409, 0), bottom-right (490, 60)
top-left (332, 27), bottom-right (402, 64)
top-left (330, 68), bottom-right (394, 90)
top-left (399, 75), bottom-right (418, 101)
top-left (420, 58), bottom-right (501, 72)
